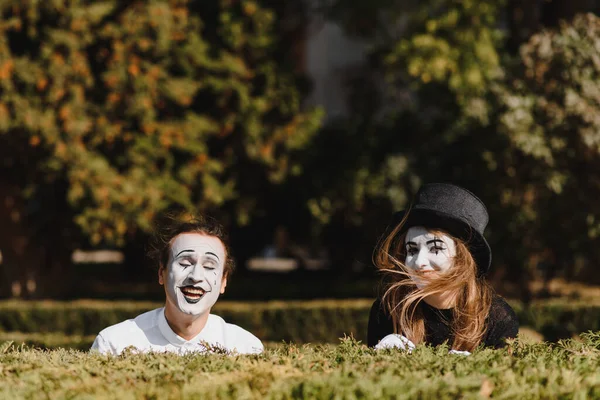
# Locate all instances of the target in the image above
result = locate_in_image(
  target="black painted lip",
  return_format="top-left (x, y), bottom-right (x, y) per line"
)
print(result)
top-left (179, 286), bottom-right (205, 304)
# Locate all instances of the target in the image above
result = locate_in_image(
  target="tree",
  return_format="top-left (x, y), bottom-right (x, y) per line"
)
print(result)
top-left (0, 0), bottom-right (322, 297)
top-left (495, 13), bottom-right (600, 286)
top-left (308, 1), bottom-right (600, 297)
top-left (291, 0), bottom-right (508, 274)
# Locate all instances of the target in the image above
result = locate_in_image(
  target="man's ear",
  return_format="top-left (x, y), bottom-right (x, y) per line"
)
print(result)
top-left (220, 276), bottom-right (228, 294)
top-left (158, 265), bottom-right (165, 285)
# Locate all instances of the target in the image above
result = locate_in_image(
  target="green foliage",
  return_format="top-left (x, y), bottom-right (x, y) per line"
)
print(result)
top-left (494, 13), bottom-right (600, 271)
top-left (0, 0), bottom-right (322, 246)
top-left (0, 333), bottom-right (291, 351)
top-left (293, 0), bottom-right (509, 272)
top-left (2, 336), bottom-right (600, 398)
top-left (314, 3), bottom-right (600, 285)
top-left (1, 299), bottom-right (600, 344)
top-left (383, 0), bottom-right (504, 121)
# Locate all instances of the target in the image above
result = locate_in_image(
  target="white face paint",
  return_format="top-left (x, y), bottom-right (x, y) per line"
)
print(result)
top-left (404, 226), bottom-right (456, 288)
top-left (160, 233), bottom-right (227, 317)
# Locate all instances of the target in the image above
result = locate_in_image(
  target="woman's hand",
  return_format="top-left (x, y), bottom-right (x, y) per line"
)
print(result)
top-left (374, 334), bottom-right (416, 352)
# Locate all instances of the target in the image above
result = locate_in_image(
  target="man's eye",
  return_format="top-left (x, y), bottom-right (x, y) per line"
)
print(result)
top-left (179, 260), bottom-right (193, 267)
top-left (203, 264), bottom-right (216, 270)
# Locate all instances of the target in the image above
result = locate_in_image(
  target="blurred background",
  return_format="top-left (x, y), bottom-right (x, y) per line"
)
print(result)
top-left (0, 0), bottom-right (600, 312)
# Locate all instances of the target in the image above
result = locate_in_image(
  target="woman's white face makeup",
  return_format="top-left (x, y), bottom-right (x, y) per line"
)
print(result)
top-left (159, 233), bottom-right (227, 317)
top-left (404, 226), bottom-right (456, 288)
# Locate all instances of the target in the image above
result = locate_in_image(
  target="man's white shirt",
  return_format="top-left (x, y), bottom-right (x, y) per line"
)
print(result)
top-left (90, 307), bottom-right (264, 355)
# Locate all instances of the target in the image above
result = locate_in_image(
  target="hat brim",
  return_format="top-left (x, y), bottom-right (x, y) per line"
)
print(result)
top-left (390, 208), bottom-right (492, 276)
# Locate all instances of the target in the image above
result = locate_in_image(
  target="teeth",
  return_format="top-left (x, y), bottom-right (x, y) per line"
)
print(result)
top-left (181, 287), bottom-right (205, 295)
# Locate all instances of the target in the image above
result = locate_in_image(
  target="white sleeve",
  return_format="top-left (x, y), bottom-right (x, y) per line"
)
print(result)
top-left (228, 325), bottom-right (264, 354)
top-left (246, 335), bottom-right (264, 354)
top-left (90, 334), bottom-right (114, 355)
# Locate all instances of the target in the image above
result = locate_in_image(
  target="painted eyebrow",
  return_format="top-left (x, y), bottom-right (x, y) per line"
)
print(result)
top-left (405, 241), bottom-right (417, 246)
top-left (175, 249), bottom-right (195, 258)
top-left (426, 239), bottom-right (445, 246)
top-left (205, 252), bottom-right (220, 261)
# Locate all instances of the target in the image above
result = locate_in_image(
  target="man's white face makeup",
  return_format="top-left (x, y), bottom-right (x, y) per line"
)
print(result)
top-left (404, 226), bottom-right (457, 289)
top-left (160, 233), bottom-right (227, 317)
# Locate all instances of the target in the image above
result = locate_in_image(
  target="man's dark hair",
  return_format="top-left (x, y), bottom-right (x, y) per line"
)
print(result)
top-left (148, 213), bottom-right (235, 279)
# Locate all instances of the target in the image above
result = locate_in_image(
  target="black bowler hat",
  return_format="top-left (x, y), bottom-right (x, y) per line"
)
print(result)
top-left (391, 183), bottom-right (492, 276)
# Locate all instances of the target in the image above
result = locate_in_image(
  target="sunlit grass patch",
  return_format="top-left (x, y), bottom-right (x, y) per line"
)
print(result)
top-left (2, 333), bottom-right (600, 399)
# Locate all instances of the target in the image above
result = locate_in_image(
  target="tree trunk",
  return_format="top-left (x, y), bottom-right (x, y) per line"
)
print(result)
top-left (0, 182), bottom-right (75, 299)
top-left (506, 0), bottom-right (541, 53)
top-left (0, 185), bottom-right (34, 298)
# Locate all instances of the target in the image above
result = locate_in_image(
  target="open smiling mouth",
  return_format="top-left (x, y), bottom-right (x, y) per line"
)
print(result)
top-left (179, 286), bottom-right (207, 304)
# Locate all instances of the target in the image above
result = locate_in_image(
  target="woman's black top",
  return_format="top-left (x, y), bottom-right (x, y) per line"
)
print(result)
top-left (367, 294), bottom-right (519, 348)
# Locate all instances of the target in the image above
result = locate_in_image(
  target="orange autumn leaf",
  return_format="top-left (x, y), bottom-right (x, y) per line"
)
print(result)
top-left (138, 38), bottom-right (152, 50)
top-left (52, 54), bottom-right (65, 66)
top-left (36, 78), bottom-right (48, 91)
top-left (107, 93), bottom-right (120, 104)
top-left (29, 136), bottom-right (41, 147)
top-left (171, 31), bottom-right (186, 41)
top-left (142, 97), bottom-right (153, 108)
top-left (285, 124), bottom-right (295, 137)
top-left (142, 123), bottom-right (155, 135)
top-left (128, 64), bottom-right (140, 76)
top-left (0, 103), bottom-right (9, 118)
top-left (53, 88), bottom-right (66, 101)
top-left (55, 142), bottom-right (67, 157)
top-left (196, 153), bottom-right (208, 166)
top-left (70, 19), bottom-right (84, 31)
top-left (97, 187), bottom-right (110, 200)
top-left (260, 143), bottom-right (272, 158)
top-left (159, 136), bottom-right (172, 148)
top-left (219, 122), bottom-right (234, 137)
top-left (105, 75), bottom-right (119, 88)
top-left (58, 106), bottom-right (71, 120)
top-left (243, 2), bottom-right (257, 16)
top-left (148, 66), bottom-right (161, 79)
top-left (0, 60), bottom-right (14, 80)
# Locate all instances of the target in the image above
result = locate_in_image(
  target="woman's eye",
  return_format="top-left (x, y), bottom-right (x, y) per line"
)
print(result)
top-left (406, 247), bottom-right (417, 256)
top-left (430, 246), bottom-right (445, 255)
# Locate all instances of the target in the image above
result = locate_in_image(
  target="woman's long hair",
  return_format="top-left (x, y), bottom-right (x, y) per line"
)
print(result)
top-left (374, 218), bottom-right (493, 352)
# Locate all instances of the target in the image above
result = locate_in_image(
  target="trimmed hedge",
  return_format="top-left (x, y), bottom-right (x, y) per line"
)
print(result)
top-left (511, 299), bottom-right (600, 341)
top-left (0, 299), bottom-right (598, 344)
top-left (0, 299), bottom-right (372, 343)
top-left (0, 332), bottom-right (96, 351)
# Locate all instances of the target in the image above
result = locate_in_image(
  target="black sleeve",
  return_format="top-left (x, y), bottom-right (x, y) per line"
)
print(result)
top-left (483, 295), bottom-right (519, 349)
top-left (367, 298), bottom-right (395, 347)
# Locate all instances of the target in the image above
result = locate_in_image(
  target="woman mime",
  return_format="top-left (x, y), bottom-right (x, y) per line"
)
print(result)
top-left (368, 183), bottom-right (518, 352)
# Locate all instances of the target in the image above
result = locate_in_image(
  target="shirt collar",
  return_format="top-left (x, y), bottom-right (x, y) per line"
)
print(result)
top-left (157, 307), bottom-right (217, 347)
